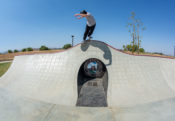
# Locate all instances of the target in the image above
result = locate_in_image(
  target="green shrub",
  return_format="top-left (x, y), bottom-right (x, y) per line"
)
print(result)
top-left (139, 48), bottom-right (145, 53)
top-left (123, 45), bottom-right (127, 51)
top-left (63, 44), bottom-right (72, 49)
top-left (123, 44), bottom-right (145, 53)
top-left (123, 44), bottom-right (134, 51)
top-left (22, 48), bottom-right (27, 52)
top-left (8, 50), bottom-right (13, 53)
top-left (153, 52), bottom-right (163, 55)
top-left (126, 44), bottom-right (132, 51)
top-left (14, 49), bottom-right (19, 53)
top-left (27, 47), bottom-right (33, 51)
top-left (39, 45), bottom-right (49, 51)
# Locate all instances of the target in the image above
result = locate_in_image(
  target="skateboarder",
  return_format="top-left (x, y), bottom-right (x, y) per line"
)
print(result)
top-left (74, 10), bottom-right (96, 42)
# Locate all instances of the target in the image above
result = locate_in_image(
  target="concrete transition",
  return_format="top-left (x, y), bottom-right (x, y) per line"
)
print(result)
top-left (0, 40), bottom-right (175, 121)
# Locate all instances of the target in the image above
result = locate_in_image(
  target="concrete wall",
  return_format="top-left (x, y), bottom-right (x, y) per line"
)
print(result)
top-left (0, 40), bottom-right (175, 107)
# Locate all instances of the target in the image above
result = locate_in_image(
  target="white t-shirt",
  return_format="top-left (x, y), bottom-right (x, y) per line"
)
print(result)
top-left (86, 13), bottom-right (96, 27)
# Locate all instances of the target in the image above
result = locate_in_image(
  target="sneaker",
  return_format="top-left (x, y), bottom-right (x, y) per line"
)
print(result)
top-left (88, 36), bottom-right (93, 40)
top-left (82, 40), bottom-right (87, 44)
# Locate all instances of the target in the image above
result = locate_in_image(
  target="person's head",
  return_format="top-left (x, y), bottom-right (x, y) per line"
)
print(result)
top-left (80, 10), bottom-right (87, 14)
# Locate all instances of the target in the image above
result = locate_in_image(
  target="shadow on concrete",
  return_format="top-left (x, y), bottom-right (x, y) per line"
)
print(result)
top-left (80, 40), bottom-right (112, 66)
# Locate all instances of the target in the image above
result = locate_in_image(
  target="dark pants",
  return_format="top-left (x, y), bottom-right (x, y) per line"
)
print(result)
top-left (83, 24), bottom-right (96, 40)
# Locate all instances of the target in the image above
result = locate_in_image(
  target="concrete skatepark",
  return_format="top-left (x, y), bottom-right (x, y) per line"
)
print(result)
top-left (0, 40), bottom-right (175, 121)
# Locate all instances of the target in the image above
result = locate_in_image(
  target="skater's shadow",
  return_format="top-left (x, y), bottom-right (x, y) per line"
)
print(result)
top-left (80, 40), bottom-right (112, 66)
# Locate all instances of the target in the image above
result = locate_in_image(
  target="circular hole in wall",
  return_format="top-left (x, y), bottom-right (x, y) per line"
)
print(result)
top-left (84, 58), bottom-right (105, 78)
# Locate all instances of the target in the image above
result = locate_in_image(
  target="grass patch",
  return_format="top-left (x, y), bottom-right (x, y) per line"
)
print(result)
top-left (0, 62), bottom-right (12, 77)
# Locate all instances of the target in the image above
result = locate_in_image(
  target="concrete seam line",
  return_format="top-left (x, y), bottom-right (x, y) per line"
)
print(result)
top-left (42, 104), bottom-right (56, 121)
top-left (109, 107), bottom-right (117, 121)
top-left (0, 61), bottom-right (12, 64)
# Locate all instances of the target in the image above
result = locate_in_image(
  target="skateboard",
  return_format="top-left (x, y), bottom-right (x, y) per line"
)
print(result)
top-left (81, 36), bottom-right (93, 46)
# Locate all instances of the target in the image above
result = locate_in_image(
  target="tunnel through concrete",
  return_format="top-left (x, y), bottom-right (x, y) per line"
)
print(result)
top-left (76, 58), bottom-right (108, 107)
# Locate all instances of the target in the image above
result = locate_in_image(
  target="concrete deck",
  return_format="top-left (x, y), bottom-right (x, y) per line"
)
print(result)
top-left (0, 40), bottom-right (175, 121)
top-left (0, 60), bottom-right (12, 63)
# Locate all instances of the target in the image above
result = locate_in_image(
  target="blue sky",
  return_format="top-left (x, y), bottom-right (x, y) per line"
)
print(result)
top-left (0, 0), bottom-right (175, 55)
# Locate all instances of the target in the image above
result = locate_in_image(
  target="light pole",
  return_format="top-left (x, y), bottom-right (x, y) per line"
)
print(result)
top-left (71, 35), bottom-right (74, 47)
top-left (174, 46), bottom-right (175, 57)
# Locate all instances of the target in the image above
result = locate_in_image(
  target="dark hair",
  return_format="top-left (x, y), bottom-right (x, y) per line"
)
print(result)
top-left (80, 10), bottom-right (87, 14)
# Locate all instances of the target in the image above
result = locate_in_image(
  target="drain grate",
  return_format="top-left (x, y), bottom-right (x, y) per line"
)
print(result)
top-left (93, 82), bottom-right (97, 86)
top-left (88, 82), bottom-right (92, 86)
top-left (87, 82), bottom-right (98, 86)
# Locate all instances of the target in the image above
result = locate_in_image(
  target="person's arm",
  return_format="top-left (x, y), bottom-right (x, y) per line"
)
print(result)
top-left (77, 16), bottom-right (84, 19)
top-left (74, 13), bottom-right (88, 18)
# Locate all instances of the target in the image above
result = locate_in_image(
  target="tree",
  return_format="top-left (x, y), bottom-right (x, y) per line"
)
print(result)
top-left (123, 45), bottom-right (127, 51)
top-left (8, 50), bottom-right (13, 53)
top-left (127, 12), bottom-right (146, 54)
top-left (126, 44), bottom-right (132, 51)
top-left (39, 45), bottom-right (49, 51)
top-left (123, 44), bottom-right (145, 53)
top-left (27, 47), bottom-right (33, 51)
top-left (63, 44), bottom-right (72, 49)
top-left (22, 48), bottom-right (27, 52)
top-left (14, 49), bottom-right (19, 53)
top-left (139, 48), bottom-right (145, 53)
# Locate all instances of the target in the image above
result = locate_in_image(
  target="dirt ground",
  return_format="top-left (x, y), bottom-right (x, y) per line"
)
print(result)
top-left (0, 49), bottom-right (64, 61)
top-left (0, 49), bottom-right (174, 62)
top-left (123, 51), bottom-right (175, 59)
